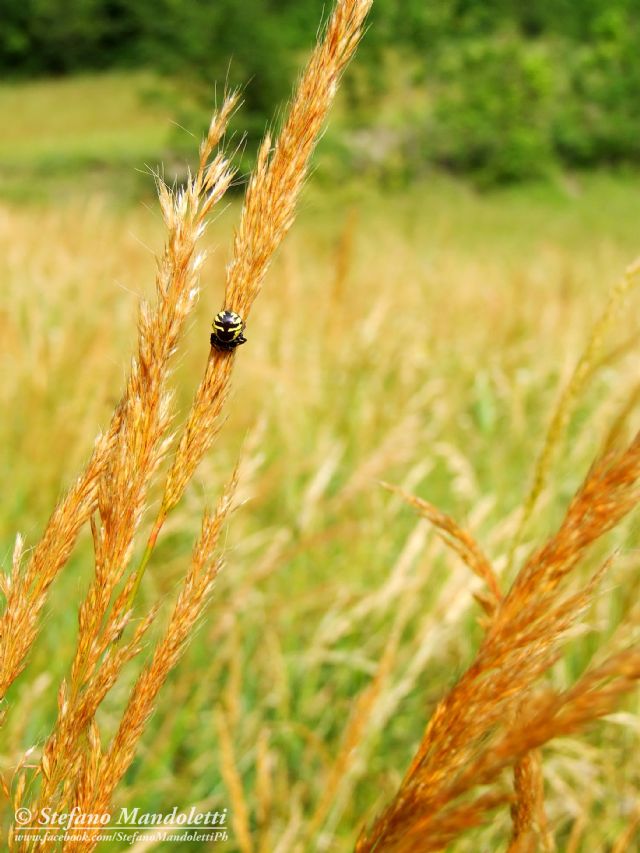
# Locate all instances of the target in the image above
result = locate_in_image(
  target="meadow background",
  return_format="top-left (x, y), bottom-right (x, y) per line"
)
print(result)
top-left (1, 0), bottom-right (640, 850)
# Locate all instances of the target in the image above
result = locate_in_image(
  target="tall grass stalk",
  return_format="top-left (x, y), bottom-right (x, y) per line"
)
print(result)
top-left (358, 391), bottom-right (640, 851)
top-left (127, 0), bottom-right (375, 602)
top-left (3, 0), bottom-right (372, 849)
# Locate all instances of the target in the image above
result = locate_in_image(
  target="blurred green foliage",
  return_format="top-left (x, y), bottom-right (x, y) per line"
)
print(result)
top-left (2, 0), bottom-right (640, 183)
top-left (429, 37), bottom-right (557, 184)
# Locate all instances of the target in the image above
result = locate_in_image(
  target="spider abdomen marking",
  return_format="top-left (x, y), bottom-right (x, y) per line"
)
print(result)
top-left (210, 310), bottom-right (247, 351)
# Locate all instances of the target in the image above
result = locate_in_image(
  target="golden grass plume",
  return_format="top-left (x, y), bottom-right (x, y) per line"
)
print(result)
top-left (3, 1), bottom-right (373, 849)
top-left (358, 407), bottom-right (640, 851)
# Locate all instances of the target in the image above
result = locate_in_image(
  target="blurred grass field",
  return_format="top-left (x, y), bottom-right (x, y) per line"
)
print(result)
top-left (2, 73), bottom-right (640, 850)
top-left (0, 73), bottom-right (194, 203)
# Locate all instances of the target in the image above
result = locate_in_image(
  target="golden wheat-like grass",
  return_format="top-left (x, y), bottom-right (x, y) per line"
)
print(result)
top-left (128, 0), bottom-right (374, 601)
top-left (62, 477), bottom-right (237, 853)
top-left (0, 98), bottom-right (237, 707)
top-left (0, 427), bottom-right (115, 700)
top-left (7, 2), bottom-right (639, 850)
top-left (351, 258), bottom-right (640, 851)
top-left (10, 99), bottom-right (238, 852)
top-left (358, 411), bottom-right (640, 851)
top-left (3, 1), bottom-right (372, 850)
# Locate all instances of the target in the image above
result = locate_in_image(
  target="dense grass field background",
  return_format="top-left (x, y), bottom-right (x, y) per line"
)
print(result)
top-left (1, 73), bottom-right (640, 850)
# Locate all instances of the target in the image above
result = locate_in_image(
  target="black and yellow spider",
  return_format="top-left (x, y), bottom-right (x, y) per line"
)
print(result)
top-left (210, 310), bottom-right (247, 351)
